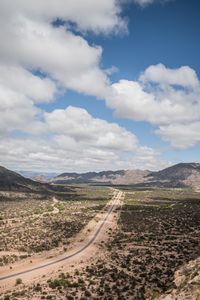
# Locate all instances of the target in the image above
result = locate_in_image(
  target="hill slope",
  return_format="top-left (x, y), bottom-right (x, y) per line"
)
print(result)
top-left (147, 163), bottom-right (200, 189)
top-left (0, 166), bottom-right (46, 192)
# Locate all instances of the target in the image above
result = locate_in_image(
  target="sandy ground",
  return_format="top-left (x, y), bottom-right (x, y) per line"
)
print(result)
top-left (51, 197), bottom-right (59, 214)
top-left (0, 189), bottom-right (124, 294)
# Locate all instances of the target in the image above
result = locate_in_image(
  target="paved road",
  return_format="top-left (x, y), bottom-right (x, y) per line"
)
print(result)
top-left (0, 190), bottom-right (122, 282)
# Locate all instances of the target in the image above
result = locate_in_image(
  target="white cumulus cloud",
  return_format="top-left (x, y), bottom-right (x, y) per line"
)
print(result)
top-left (140, 63), bottom-right (199, 88)
top-left (133, 0), bottom-right (169, 7)
top-left (0, 1), bottom-right (177, 171)
top-left (0, 0), bottom-right (126, 34)
top-left (44, 106), bottom-right (139, 151)
top-left (105, 64), bottom-right (200, 148)
top-left (0, 106), bottom-right (166, 172)
top-left (157, 122), bottom-right (200, 149)
top-left (0, 0), bottom-right (124, 143)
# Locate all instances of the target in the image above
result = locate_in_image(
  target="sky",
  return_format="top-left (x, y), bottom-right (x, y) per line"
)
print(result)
top-left (0, 0), bottom-right (200, 173)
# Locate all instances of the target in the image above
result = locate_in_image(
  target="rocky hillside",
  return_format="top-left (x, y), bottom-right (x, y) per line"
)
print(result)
top-left (146, 163), bottom-right (200, 189)
top-left (0, 166), bottom-right (47, 192)
top-left (157, 257), bottom-right (200, 300)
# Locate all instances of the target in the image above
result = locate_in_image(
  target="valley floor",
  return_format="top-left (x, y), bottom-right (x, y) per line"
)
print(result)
top-left (0, 187), bottom-right (200, 299)
top-left (0, 188), bottom-right (123, 298)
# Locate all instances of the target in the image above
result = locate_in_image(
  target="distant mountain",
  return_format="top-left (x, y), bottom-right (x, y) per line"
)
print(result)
top-left (51, 163), bottom-right (200, 190)
top-left (51, 169), bottom-right (150, 185)
top-left (18, 170), bottom-right (58, 182)
top-left (147, 163), bottom-right (200, 189)
top-left (0, 166), bottom-right (47, 192)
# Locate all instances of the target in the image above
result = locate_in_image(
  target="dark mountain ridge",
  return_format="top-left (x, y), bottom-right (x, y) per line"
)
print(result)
top-left (0, 166), bottom-right (47, 192)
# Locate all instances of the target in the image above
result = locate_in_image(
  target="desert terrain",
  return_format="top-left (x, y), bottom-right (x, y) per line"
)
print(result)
top-left (0, 181), bottom-right (200, 300)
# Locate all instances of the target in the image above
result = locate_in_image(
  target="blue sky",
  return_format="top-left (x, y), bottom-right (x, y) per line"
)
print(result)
top-left (0, 0), bottom-right (200, 172)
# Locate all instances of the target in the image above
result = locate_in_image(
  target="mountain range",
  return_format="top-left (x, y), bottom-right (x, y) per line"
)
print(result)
top-left (0, 163), bottom-right (200, 192)
top-left (50, 163), bottom-right (200, 190)
top-left (51, 169), bottom-right (150, 185)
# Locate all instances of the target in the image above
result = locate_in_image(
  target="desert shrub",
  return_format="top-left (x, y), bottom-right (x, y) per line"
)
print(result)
top-left (15, 278), bottom-right (22, 285)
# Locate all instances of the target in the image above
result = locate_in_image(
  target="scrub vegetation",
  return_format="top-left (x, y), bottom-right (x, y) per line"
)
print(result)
top-left (1, 187), bottom-right (200, 300)
top-left (0, 185), bottom-right (111, 266)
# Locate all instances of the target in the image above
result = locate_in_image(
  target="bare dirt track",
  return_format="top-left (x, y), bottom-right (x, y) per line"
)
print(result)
top-left (0, 189), bottom-right (124, 293)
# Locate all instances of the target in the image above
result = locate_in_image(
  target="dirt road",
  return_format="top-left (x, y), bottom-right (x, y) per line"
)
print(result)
top-left (0, 189), bottom-right (124, 292)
